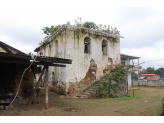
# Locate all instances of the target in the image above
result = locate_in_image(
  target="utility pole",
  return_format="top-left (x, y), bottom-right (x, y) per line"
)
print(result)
top-left (132, 60), bottom-right (134, 97)
top-left (138, 58), bottom-right (139, 86)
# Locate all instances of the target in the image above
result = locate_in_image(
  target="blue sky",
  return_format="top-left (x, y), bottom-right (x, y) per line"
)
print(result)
top-left (0, 0), bottom-right (164, 69)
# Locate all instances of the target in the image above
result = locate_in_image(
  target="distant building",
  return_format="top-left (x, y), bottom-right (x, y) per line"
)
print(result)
top-left (120, 53), bottom-right (140, 88)
top-left (139, 73), bottom-right (160, 80)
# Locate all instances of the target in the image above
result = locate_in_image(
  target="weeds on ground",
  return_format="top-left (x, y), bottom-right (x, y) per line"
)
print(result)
top-left (116, 95), bottom-right (141, 100)
top-left (149, 105), bottom-right (163, 116)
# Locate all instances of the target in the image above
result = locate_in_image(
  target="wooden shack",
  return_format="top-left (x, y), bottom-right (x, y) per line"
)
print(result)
top-left (0, 41), bottom-right (72, 110)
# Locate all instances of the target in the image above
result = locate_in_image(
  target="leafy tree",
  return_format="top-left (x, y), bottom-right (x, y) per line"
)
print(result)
top-left (147, 67), bottom-right (155, 73)
top-left (82, 21), bottom-right (98, 30)
top-left (39, 25), bottom-right (61, 45)
top-left (155, 67), bottom-right (164, 78)
top-left (67, 21), bottom-right (70, 25)
top-left (131, 71), bottom-right (138, 79)
top-left (27, 52), bottom-right (32, 55)
top-left (41, 25), bottom-right (61, 36)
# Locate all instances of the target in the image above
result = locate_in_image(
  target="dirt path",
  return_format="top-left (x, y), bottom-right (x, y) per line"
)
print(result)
top-left (1, 87), bottom-right (164, 116)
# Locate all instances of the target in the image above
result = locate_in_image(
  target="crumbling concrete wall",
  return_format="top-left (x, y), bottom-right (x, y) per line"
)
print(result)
top-left (37, 26), bottom-right (121, 95)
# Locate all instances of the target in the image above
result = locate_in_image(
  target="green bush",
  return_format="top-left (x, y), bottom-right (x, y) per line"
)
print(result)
top-left (96, 66), bottom-right (131, 98)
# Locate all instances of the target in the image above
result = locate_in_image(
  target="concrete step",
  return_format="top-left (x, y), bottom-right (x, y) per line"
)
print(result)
top-left (90, 87), bottom-right (98, 89)
top-left (83, 92), bottom-right (91, 95)
top-left (93, 85), bottom-right (102, 87)
top-left (100, 78), bottom-right (107, 81)
top-left (86, 89), bottom-right (93, 92)
top-left (88, 88), bottom-right (96, 91)
top-left (80, 94), bottom-right (88, 98)
top-left (89, 86), bottom-right (97, 89)
top-left (85, 90), bottom-right (93, 93)
top-left (93, 83), bottom-right (102, 87)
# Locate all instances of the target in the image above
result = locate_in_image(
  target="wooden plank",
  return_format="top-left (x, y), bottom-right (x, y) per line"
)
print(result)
top-left (45, 66), bottom-right (48, 109)
top-left (26, 66), bottom-right (46, 111)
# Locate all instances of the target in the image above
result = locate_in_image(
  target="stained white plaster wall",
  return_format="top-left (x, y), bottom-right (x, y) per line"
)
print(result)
top-left (38, 27), bottom-right (121, 92)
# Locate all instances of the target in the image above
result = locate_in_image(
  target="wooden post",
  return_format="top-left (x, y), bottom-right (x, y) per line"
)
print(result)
top-left (132, 60), bottom-right (134, 97)
top-left (138, 58), bottom-right (139, 86)
top-left (26, 66), bottom-right (46, 111)
top-left (45, 66), bottom-right (48, 109)
top-left (162, 96), bottom-right (164, 115)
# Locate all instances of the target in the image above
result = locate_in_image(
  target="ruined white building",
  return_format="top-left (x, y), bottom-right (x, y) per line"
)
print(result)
top-left (34, 24), bottom-right (124, 95)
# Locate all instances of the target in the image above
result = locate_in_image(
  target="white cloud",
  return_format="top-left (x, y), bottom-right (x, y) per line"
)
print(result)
top-left (0, 6), bottom-right (164, 69)
top-left (0, 34), bottom-right (36, 54)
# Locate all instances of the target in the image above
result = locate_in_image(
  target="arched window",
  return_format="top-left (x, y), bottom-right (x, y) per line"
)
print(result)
top-left (102, 40), bottom-right (107, 56)
top-left (84, 37), bottom-right (91, 54)
top-left (55, 40), bottom-right (58, 57)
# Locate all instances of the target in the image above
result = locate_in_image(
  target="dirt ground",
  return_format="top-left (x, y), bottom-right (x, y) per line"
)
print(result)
top-left (0, 86), bottom-right (164, 116)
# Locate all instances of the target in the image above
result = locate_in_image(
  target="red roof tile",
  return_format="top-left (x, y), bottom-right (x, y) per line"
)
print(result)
top-left (140, 74), bottom-right (156, 76)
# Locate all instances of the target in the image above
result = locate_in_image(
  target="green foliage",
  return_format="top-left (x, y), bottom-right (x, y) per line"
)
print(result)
top-left (27, 52), bottom-right (32, 55)
top-left (96, 66), bottom-right (130, 98)
top-left (39, 41), bottom-right (44, 46)
top-left (155, 67), bottom-right (164, 78)
top-left (131, 71), bottom-right (138, 79)
top-left (39, 25), bottom-right (61, 45)
top-left (41, 25), bottom-right (61, 36)
top-left (83, 21), bottom-right (98, 30)
top-left (33, 83), bottom-right (36, 87)
top-left (39, 17), bottom-right (120, 46)
top-left (67, 21), bottom-right (70, 25)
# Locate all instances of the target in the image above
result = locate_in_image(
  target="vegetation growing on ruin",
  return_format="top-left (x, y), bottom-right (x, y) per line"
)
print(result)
top-left (39, 17), bottom-right (120, 46)
top-left (96, 66), bottom-right (131, 98)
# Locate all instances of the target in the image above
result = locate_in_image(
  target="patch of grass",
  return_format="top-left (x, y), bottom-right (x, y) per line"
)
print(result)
top-left (134, 85), bottom-right (164, 89)
top-left (149, 105), bottom-right (163, 116)
top-left (116, 95), bottom-right (141, 100)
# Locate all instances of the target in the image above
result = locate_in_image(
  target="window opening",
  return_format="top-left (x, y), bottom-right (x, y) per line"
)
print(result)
top-left (102, 40), bottom-right (107, 56)
top-left (84, 37), bottom-right (91, 54)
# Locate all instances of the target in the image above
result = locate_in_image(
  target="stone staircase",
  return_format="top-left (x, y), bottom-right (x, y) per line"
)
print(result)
top-left (76, 78), bottom-right (107, 99)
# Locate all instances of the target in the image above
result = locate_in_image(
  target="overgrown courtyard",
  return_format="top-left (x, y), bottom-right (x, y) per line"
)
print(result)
top-left (1, 86), bottom-right (164, 116)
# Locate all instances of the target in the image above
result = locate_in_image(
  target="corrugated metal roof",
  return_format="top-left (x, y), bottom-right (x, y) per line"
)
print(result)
top-left (0, 41), bottom-right (72, 64)
top-left (139, 76), bottom-right (146, 79)
top-left (120, 53), bottom-right (140, 59)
